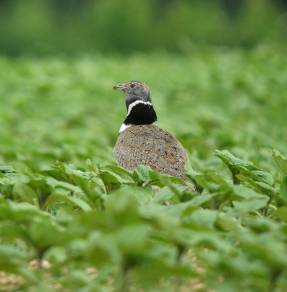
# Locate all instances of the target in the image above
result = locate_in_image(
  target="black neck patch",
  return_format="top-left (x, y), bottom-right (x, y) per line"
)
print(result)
top-left (124, 102), bottom-right (157, 125)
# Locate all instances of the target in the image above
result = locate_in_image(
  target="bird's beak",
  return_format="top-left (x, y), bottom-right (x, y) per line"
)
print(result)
top-left (113, 83), bottom-right (127, 91)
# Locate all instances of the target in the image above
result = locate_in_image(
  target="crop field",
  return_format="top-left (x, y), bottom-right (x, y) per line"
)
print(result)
top-left (0, 46), bottom-right (287, 291)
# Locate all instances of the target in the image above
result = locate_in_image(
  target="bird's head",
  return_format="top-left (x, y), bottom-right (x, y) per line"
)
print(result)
top-left (113, 81), bottom-right (151, 106)
top-left (113, 80), bottom-right (157, 130)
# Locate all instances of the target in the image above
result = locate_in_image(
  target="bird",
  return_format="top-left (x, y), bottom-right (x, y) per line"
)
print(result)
top-left (113, 80), bottom-right (188, 179)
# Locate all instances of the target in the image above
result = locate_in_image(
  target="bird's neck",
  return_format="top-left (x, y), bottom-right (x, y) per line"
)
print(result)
top-left (120, 99), bottom-right (157, 132)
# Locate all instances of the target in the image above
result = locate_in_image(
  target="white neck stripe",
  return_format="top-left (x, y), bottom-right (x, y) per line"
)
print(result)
top-left (127, 100), bottom-right (152, 116)
top-left (119, 123), bottom-right (131, 133)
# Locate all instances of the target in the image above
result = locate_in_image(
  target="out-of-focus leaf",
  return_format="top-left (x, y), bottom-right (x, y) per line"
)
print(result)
top-left (0, 245), bottom-right (27, 273)
top-left (0, 201), bottom-right (49, 222)
top-left (71, 232), bottom-right (120, 267)
top-left (44, 191), bottom-right (92, 211)
top-left (12, 182), bottom-right (38, 205)
top-left (279, 176), bottom-right (287, 205)
top-left (132, 165), bottom-right (153, 185)
top-left (233, 195), bottom-right (269, 212)
top-left (192, 170), bottom-right (232, 192)
top-left (273, 150), bottom-right (287, 175)
top-left (28, 218), bottom-right (66, 249)
top-left (216, 150), bottom-right (275, 197)
top-left (113, 224), bottom-right (151, 255)
top-left (215, 213), bottom-right (241, 232)
top-left (275, 207), bottom-right (287, 221)
top-left (104, 165), bottom-right (134, 182)
top-left (183, 209), bottom-right (218, 229)
top-left (216, 150), bottom-right (271, 182)
top-left (99, 169), bottom-right (131, 192)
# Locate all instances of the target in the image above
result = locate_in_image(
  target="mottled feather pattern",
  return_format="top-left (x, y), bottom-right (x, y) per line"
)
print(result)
top-left (114, 124), bottom-right (187, 177)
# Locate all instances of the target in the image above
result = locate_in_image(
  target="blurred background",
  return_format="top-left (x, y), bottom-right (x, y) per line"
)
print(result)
top-left (0, 0), bottom-right (287, 56)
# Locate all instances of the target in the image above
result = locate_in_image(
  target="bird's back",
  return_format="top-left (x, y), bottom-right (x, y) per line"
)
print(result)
top-left (114, 124), bottom-right (187, 177)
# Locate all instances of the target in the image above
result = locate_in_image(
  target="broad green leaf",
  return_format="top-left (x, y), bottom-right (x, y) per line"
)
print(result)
top-left (113, 224), bottom-right (151, 254)
top-left (28, 218), bottom-right (66, 249)
top-left (233, 195), bottom-right (269, 213)
top-left (215, 213), bottom-right (241, 232)
top-left (183, 209), bottom-right (218, 229)
top-left (216, 150), bottom-right (271, 181)
top-left (45, 191), bottom-right (92, 212)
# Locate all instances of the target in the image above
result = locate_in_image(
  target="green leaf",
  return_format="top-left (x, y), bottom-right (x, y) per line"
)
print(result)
top-left (275, 207), bottom-right (287, 221)
top-left (279, 176), bottom-right (287, 205)
top-left (216, 150), bottom-right (275, 197)
top-left (215, 213), bottom-right (241, 232)
top-left (113, 224), bottom-right (151, 255)
top-left (0, 245), bottom-right (27, 273)
top-left (45, 191), bottom-right (92, 212)
top-left (132, 165), bottom-right (152, 185)
top-left (273, 150), bottom-right (287, 175)
top-left (12, 182), bottom-right (38, 205)
top-left (183, 209), bottom-right (218, 229)
top-left (233, 196), bottom-right (269, 213)
top-left (28, 218), bottom-right (66, 249)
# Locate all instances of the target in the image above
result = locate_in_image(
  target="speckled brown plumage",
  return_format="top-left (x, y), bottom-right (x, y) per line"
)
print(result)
top-left (114, 124), bottom-right (187, 177)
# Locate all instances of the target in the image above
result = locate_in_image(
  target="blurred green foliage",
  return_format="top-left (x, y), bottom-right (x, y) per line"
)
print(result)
top-left (0, 0), bottom-right (286, 55)
top-left (0, 46), bottom-right (287, 290)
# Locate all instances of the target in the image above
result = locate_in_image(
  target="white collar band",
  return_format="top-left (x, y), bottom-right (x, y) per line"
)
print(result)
top-left (119, 123), bottom-right (131, 133)
top-left (127, 100), bottom-right (152, 116)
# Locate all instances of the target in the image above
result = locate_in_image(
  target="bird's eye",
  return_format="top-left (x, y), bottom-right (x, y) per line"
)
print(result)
top-left (130, 83), bottom-right (135, 88)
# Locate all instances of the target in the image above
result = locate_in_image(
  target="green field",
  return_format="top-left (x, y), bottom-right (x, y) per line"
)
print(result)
top-left (0, 46), bottom-right (287, 291)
